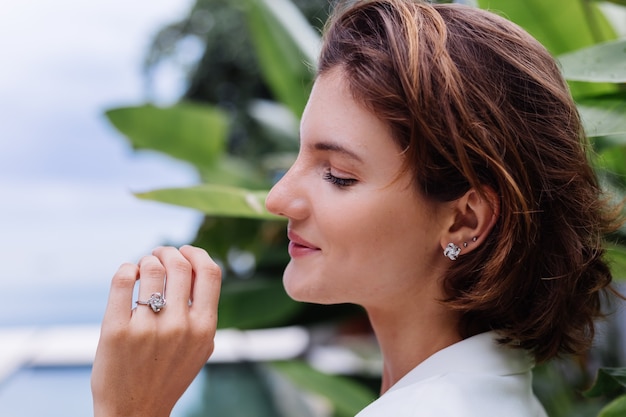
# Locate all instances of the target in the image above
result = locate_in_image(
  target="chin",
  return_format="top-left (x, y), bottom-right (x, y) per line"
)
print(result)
top-left (282, 267), bottom-right (340, 305)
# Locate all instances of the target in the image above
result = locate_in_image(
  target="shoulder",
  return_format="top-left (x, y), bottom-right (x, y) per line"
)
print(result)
top-left (357, 333), bottom-right (548, 417)
top-left (356, 372), bottom-right (547, 417)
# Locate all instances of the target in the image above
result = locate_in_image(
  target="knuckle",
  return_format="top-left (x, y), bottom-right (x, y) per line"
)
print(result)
top-left (111, 263), bottom-right (137, 289)
top-left (190, 312), bottom-right (217, 337)
top-left (159, 319), bottom-right (190, 339)
top-left (200, 263), bottom-right (222, 281)
top-left (169, 258), bottom-right (192, 275)
top-left (180, 245), bottom-right (222, 281)
top-left (102, 322), bottom-right (130, 343)
top-left (189, 322), bottom-right (215, 347)
top-left (181, 245), bottom-right (207, 257)
top-left (141, 259), bottom-right (166, 278)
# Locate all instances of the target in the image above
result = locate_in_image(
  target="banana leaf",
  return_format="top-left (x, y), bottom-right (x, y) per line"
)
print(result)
top-left (585, 367), bottom-right (626, 398)
top-left (578, 98), bottom-right (626, 139)
top-left (597, 396), bottom-right (626, 417)
top-left (606, 244), bottom-right (626, 281)
top-left (106, 102), bottom-right (228, 170)
top-left (477, 0), bottom-right (617, 97)
top-left (219, 279), bottom-right (302, 329)
top-left (242, 0), bottom-right (319, 118)
top-left (135, 184), bottom-right (279, 220)
top-left (477, 0), bottom-right (616, 55)
top-left (558, 39), bottom-right (626, 83)
top-left (271, 360), bottom-right (376, 417)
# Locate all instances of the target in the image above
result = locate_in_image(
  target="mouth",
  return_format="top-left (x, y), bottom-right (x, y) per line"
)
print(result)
top-left (287, 230), bottom-right (321, 257)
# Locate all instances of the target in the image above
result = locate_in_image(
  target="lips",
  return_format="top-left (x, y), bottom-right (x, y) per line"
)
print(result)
top-left (287, 230), bottom-right (321, 257)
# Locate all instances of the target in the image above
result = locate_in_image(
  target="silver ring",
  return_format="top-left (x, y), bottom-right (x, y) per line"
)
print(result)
top-left (136, 292), bottom-right (166, 313)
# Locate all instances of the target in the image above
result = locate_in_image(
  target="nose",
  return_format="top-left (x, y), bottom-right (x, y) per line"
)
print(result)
top-left (265, 163), bottom-right (308, 221)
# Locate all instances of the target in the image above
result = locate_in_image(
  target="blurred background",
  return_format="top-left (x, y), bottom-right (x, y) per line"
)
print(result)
top-left (0, 0), bottom-right (200, 327)
top-left (1, 1), bottom-right (626, 416)
top-left (0, 0), bottom-right (200, 414)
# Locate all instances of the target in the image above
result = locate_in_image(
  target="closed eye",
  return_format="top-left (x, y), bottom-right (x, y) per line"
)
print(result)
top-left (323, 170), bottom-right (357, 188)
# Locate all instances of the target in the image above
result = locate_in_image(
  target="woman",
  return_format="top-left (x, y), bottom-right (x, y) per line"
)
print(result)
top-left (91, 1), bottom-right (622, 416)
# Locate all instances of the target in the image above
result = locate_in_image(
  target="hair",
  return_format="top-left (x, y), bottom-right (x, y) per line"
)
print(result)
top-left (318, 0), bottom-right (623, 363)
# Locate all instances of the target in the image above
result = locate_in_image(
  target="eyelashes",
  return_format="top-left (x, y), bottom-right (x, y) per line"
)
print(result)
top-left (323, 170), bottom-right (357, 188)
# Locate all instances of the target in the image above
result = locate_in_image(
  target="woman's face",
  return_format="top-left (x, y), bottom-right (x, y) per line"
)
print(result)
top-left (265, 68), bottom-right (450, 309)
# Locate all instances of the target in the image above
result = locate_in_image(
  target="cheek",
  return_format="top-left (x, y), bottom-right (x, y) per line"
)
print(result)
top-left (335, 198), bottom-right (439, 271)
top-left (326, 202), bottom-right (411, 267)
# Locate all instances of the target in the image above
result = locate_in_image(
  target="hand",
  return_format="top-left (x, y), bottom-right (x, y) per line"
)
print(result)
top-left (91, 245), bottom-right (222, 417)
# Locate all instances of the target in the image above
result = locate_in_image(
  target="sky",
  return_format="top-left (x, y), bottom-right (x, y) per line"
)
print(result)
top-left (0, 0), bottom-right (202, 325)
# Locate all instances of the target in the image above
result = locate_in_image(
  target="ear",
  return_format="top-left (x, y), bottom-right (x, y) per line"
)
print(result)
top-left (440, 186), bottom-right (499, 256)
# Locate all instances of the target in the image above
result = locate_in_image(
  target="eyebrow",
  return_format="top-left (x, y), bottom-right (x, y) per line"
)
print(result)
top-left (309, 141), bottom-right (364, 163)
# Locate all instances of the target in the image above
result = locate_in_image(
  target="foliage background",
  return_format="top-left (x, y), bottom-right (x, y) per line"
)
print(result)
top-left (106, 1), bottom-right (626, 416)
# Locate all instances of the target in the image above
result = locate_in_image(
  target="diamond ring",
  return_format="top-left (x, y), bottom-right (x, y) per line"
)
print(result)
top-left (136, 292), bottom-right (166, 313)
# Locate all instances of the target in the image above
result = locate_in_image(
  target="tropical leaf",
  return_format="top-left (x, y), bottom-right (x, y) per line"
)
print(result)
top-left (242, 0), bottom-right (319, 118)
top-left (597, 144), bottom-right (626, 178)
top-left (218, 279), bottom-right (302, 329)
top-left (477, 0), bottom-right (617, 97)
top-left (595, 144), bottom-right (626, 200)
top-left (598, 396), bottom-right (626, 417)
top-left (605, 244), bottom-right (626, 281)
top-left (477, 0), bottom-right (616, 55)
top-left (135, 184), bottom-right (279, 220)
top-left (578, 98), bottom-right (626, 138)
top-left (585, 367), bottom-right (626, 398)
top-left (600, 0), bottom-right (626, 7)
top-left (248, 99), bottom-right (300, 150)
top-left (199, 156), bottom-right (271, 189)
top-left (271, 360), bottom-right (376, 417)
top-left (558, 39), bottom-right (626, 83)
top-left (106, 103), bottom-right (228, 170)
top-left (195, 363), bottom-right (284, 417)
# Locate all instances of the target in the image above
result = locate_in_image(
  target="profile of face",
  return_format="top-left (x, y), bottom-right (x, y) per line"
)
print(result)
top-left (265, 68), bottom-right (453, 310)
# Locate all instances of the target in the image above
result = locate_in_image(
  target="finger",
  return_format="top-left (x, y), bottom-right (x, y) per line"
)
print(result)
top-left (102, 263), bottom-right (138, 327)
top-left (152, 246), bottom-right (193, 313)
top-left (180, 245), bottom-right (222, 314)
top-left (136, 255), bottom-right (166, 314)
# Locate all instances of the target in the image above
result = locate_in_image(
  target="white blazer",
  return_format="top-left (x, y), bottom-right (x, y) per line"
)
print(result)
top-left (356, 332), bottom-right (548, 417)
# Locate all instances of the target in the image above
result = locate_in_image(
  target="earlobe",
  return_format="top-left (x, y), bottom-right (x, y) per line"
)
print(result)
top-left (441, 187), bottom-right (499, 257)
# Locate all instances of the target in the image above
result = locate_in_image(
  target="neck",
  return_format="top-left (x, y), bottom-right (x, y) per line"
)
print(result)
top-left (366, 301), bottom-right (462, 394)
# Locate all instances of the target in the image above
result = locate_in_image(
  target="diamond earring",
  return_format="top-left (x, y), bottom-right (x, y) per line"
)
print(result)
top-left (443, 243), bottom-right (461, 261)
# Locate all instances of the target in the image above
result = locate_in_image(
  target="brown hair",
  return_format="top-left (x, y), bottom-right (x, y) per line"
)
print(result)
top-left (319, 0), bottom-right (622, 363)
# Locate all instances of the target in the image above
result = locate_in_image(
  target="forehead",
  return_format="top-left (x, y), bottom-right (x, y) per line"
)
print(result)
top-left (298, 68), bottom-right (420, 192)
top-left (300, 69), bottom-right (397, 156)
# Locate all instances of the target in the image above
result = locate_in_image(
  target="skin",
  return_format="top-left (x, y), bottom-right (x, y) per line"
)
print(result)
top-left (91, 67), bottom-right (499, 415)
top-left (265, 68), bottom-right (468, 392)
top-left (91, 245), bottom-right (221, 417)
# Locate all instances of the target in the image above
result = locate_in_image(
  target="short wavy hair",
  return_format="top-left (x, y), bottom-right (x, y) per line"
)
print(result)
top-left (319, 0), bottom-right (622, 363)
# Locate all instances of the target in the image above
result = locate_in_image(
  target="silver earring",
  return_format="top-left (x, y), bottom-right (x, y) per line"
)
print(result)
top-left (444, 243), bottom-right (461, 261)
top-left (463, 242), bottom-right (468, 248)
top-left (472, 237), bottom-right (478, 242)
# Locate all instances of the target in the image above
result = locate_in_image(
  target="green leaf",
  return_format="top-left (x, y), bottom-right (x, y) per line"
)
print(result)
top-left (597, 145), bottom-right (626, 185)
top-left (585, 367), bottom-right (626, 398)
top-left (199, 156), bottom-right (271, 189)
top-left (598, 395), bottom-right (626, 417)
top-left (606, 244), bottom-right (626, 281)
top-left (477, 0), bottom-right (616, 55)
top-left (248, 99), bottom-right (300, 150)
top-left (601, 0), bottom-right (626, 6)
top-left (477, 0), bottom-right (617, 97)
top-left (558, 39), bottom-right (626, 83)
top-left (106, 102), bottom-right (228, 170)
top-left (219, 279), bottom-right (302, 329)
top-left (271, 360), bottom-right (376, 417)
top-left (578, 99), bottom-right (626, 138)
top-left (242, 0), bottom-right (319, 118)
top-left (135, 184), bottom-right (280, 220)
top-left (196, 363), bottom-right (284, 417)
top-left (593, 134), bottom-right (626, 155)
